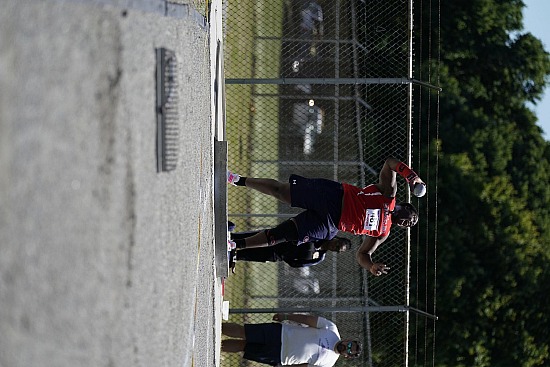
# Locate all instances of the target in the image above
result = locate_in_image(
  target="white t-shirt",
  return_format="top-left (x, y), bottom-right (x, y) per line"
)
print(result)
top-left (280, 317), bottom-right (341, 367)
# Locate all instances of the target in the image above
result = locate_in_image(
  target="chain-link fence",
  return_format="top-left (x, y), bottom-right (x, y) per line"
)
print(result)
top-left (223, 0), bottom-right (434, 366)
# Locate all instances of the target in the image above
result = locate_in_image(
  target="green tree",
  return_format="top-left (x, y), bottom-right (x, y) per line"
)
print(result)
top-left (412, 0), bottom-right (550, 366)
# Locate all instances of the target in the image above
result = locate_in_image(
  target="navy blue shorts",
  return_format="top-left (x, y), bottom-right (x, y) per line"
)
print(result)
top-left (288, 174), bottom-right (343, 243)
top-left (244, 323), bottom-right (282, 366)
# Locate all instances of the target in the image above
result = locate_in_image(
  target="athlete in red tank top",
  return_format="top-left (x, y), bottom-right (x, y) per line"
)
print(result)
top-left (338, 183), bottom-right (395, 237)
top-left (227, 158), bottom-right (426, 277)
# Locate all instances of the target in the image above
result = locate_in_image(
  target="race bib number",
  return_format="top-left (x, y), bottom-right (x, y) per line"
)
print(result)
top-left (363, 209), bottom-right (380, 231)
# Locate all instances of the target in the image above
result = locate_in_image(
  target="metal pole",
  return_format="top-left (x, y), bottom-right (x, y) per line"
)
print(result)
top-left (253, 93), bottom-right (372, 110)
top-left (405, 1), bottom-right (415, 365)
top-left (226, 77), bottom-right (442, 91)
top-left (408, 307), bottom-right (439, 320)
top-left (229, 213), bottom-right (294, 218)
top-left (333, 0), bottom-right (341, 182)
top-left (229, 305), bottom-right (438, 320)
top-left (249, 160), bottom-right (377, 174)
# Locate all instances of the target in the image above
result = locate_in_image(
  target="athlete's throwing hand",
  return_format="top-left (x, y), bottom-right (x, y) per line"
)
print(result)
top-left (370, 263), bottom-right (390, 276)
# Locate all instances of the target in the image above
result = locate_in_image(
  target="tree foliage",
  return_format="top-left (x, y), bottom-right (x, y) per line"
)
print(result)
top-left (413, 0), bottom-right (550, 366)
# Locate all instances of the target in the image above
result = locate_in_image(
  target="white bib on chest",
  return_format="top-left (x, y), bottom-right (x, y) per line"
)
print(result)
top-left (363, 209), bottom-right (381, 231)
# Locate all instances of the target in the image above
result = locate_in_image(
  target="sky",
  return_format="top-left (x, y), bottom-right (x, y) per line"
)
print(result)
top-left (522, 0), bottom-right (550, 140)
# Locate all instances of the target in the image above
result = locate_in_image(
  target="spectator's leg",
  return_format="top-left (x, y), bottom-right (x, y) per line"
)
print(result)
top-left (234, 220), bottom-right (299, 249)
top-left (236, 246), bottom-right (280, 262)
top-left (222, 323), bottom-right (246, 338)
top-left (221, 339), bottom-right (246, 353)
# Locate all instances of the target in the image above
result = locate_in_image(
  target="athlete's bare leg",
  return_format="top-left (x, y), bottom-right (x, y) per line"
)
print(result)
top-left (244, 178), bottom-right (291, 204)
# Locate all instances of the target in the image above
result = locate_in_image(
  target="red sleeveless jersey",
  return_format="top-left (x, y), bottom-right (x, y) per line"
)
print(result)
top-left (338, 183), bottom-right (395, 237)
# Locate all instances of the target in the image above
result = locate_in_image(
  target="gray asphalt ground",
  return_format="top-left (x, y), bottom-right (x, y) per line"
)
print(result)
top-left (0, 0), bottom-right (222, 366)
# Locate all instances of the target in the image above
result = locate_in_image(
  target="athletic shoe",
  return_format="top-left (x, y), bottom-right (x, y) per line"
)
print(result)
top-left (227, 171), bottom-right (240, 186)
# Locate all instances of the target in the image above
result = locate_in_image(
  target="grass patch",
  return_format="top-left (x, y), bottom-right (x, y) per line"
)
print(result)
top-left (223, 1), bottom-right (284, 365)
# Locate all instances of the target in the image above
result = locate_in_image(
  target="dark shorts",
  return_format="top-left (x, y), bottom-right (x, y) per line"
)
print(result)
top-left (243, 323), bottom-right (282, 366)
top-left (288, 174), bottom-right (344, 243)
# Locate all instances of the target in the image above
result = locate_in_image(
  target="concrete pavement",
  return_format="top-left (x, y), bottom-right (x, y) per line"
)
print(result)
top-left (0, 0), bottom-right (223, 366)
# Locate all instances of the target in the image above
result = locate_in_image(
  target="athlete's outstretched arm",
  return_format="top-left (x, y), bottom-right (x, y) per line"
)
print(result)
top-left (356, 235), bottom-right (390, 276)
top-left (377, 158), bottom-right (425, 197)
top-left (377, 159), bottom-right (398, 197)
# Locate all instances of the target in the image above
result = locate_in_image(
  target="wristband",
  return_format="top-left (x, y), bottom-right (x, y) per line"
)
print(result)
top-left (396, 162), bottom-right (418, 183)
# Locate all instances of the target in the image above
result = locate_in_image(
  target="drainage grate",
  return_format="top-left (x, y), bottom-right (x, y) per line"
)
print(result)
top-left (156, 48), bottom-right (179, 172)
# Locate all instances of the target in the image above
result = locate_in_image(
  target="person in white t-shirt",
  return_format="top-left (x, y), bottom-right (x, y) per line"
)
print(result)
top-left (221, 313), bottom-right (361, 367)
